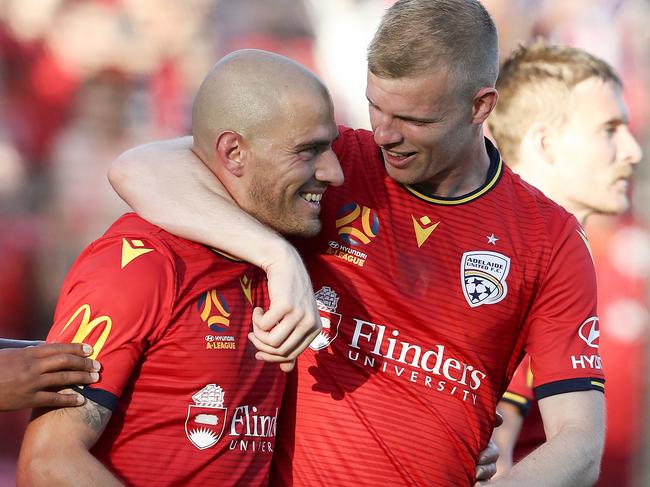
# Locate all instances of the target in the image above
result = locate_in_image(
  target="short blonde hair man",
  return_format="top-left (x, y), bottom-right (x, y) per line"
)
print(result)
top-left (488, 41), bottom-right (641, 223)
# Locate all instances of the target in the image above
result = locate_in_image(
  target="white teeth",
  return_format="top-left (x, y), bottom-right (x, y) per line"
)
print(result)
top-left (301, 192), bottom-right (323, 203)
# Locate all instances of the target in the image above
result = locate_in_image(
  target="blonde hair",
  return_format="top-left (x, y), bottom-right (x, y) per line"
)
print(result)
top-left (367, 0), bottom-right (499, 98)
top-left (488, 40), bottom-right (621, 166)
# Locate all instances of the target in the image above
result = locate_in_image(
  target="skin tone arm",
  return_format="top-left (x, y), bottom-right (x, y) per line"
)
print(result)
top-left (480, 391), bottom-right (605, 487)
top-left (491, 401), bottom-right (525, 476)
top-left (0, 343), bottom-right (100, 411)
top-left (17, 394), bottom-right (122, 486)
top-left (109, 138), bottom-right (319, 371)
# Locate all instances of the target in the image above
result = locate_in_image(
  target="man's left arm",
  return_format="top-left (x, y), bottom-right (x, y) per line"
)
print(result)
top-left (482, 216), bottom-right (605, 486)
top-left (483, 390), bottom-right (604, 486)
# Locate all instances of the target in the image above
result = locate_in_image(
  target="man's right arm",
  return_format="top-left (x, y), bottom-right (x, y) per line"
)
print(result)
top-left (108, 138), bottom-right (320, 369)
top-left (17, 393), bottom-right (121, 486)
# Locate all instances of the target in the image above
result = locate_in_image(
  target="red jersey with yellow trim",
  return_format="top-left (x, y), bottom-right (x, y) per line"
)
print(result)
top-left (47, 213), bottom-right (283, 487)
top-left (271, 127), bottom-right (604, 486)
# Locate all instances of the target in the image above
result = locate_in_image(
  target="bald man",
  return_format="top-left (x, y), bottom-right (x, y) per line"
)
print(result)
top-left (17, 50), bottom-right (342, 487)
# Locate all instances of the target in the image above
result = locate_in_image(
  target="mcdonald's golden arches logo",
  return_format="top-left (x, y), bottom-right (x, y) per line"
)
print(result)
top-left (58, 304), bottom-right (112, 360)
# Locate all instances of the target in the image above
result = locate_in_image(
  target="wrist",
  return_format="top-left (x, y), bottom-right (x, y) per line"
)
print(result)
top-left (257, 235), bottom-right (297, 273)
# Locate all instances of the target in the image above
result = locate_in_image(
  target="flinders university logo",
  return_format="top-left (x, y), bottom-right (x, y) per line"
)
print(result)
top-left (335, 202), bottom-right (379, 246)
top-left (185, 384), bottom-right (228, 450)
top-left (198, 289), bottom-right (230, 332)
top-left (461, 251), bottom-right (510, 307)
top-left (309, 286), bottom-right (342, 351)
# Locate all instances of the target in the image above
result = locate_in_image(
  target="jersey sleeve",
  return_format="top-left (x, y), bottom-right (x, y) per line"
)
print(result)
top-left (524, 218), bottom-right (605, 401)
top-left (46, 235), bottom-right (175, 410)
top-left (501, 356), bottom-right (534, 416)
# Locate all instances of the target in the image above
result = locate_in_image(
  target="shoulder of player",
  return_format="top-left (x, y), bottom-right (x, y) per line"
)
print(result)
top-left (70, 217), bottom-right (178, 285)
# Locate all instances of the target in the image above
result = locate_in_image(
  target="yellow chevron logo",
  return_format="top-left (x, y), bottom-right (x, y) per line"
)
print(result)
top-left (240, 274), bottom-right (253, 306)
top-left (121, 238), bottom-right (153, 269)
top-left (412, 215), bottom-right (440, 248)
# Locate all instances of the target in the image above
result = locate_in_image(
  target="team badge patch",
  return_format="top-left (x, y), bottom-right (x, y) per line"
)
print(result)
top-left (309, 286), bottom-right (342, 350)
top-left (461, 251), bottom-right (511, 307)
top-left (185, 384), bottom-right (227, 450)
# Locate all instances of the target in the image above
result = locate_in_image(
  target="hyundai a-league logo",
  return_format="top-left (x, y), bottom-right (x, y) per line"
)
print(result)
top-left (185, 384), bottom-right (228, 450)
top-left (335, 202), bottom-right (379, 246)
top-left (461, 251), bottom-right (511, 307)
top-left (198, 289), bottom-right (230, 332)
top-left (309, 286), bottom-right (343, 350)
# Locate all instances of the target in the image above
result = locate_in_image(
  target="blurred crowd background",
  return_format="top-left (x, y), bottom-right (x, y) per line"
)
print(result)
top-left (0, 0), bottom-right (648, 485)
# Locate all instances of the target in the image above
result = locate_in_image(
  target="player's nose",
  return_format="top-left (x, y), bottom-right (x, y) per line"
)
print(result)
top-left (315, 149), bottom-right (344, 187)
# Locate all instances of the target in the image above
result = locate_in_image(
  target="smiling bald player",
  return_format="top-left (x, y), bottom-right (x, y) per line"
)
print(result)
top-left (18, 50), bottom-right (342, 487)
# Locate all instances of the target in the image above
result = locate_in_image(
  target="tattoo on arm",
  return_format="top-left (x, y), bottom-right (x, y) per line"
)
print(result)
top-left (77, 399), bottom-right (112, 433)
top-left (42, 392), bottom-right (113, 446)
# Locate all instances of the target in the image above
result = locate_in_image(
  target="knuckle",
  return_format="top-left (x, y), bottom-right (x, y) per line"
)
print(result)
top-left (55, 371), bottom-right (73, 384)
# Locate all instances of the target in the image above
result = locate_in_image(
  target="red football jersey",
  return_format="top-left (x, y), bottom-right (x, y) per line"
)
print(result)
top-left (271, 127), bottom-right (605, 486)
top-left (48, 214), bottom-right (284, 487)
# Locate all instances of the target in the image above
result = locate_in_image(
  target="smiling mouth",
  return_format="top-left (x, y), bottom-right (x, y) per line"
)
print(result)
top-left (384, 149), bottom-right (416, 158)
top-left (299, 192), bottom-right (323, 203)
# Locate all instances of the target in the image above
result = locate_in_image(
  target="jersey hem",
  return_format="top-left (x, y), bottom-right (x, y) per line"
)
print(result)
top-left (501, 391), bottom-right (532, 416)
top-left (534, 377), bottom-right (605, 401)
top-left (73, 385), bottom-right (119, 411)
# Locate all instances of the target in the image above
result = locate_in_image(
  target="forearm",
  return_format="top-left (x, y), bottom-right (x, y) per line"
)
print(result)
top-left (487, 424), bottom-right (601, 487)
top-left (491, 401), bottom-right (524, 476)
top-left (487, 391), bottom-right (605, 487)
top-left (109, 137), bottom-right (292, 269)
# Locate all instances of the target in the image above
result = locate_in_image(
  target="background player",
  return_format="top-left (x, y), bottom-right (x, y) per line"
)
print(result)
top-left (0, 341), bottom-right (99, 411)
top-left (17, 49), bottom-right (340, 486)
top-left (487, 41), bottom-right (642, 475)
top-left (109, 1), bottom-right (605, 485)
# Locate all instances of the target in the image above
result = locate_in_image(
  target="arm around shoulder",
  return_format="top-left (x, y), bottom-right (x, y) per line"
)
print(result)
top-left (108, 137), bottom-right (288, 268)
top-left (17, 394), bottom-right (123, 486)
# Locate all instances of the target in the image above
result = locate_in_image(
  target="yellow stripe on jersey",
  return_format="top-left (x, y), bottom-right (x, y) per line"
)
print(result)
top-left (591, 380), bottom-right (605, 390)
top-left (403, 158), bottom-right (503, 205)
top-left (502, 391), bottom-right (529, 405)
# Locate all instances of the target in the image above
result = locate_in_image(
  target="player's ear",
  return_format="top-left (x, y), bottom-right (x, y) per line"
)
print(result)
top-left (215, 131), bottom-right (246, 177)
top-left (471, 87), bottom-right (498, 125)
top-left (525, 123), bottom-right (556, 166)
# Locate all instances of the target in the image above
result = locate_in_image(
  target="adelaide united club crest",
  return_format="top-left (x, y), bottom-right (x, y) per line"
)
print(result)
top-left (309, 286), bottom-right (342, 351)
top-left (185, 384), bottom-right (228, 450)
top-left (461, 251), bottom-right (511, 308)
